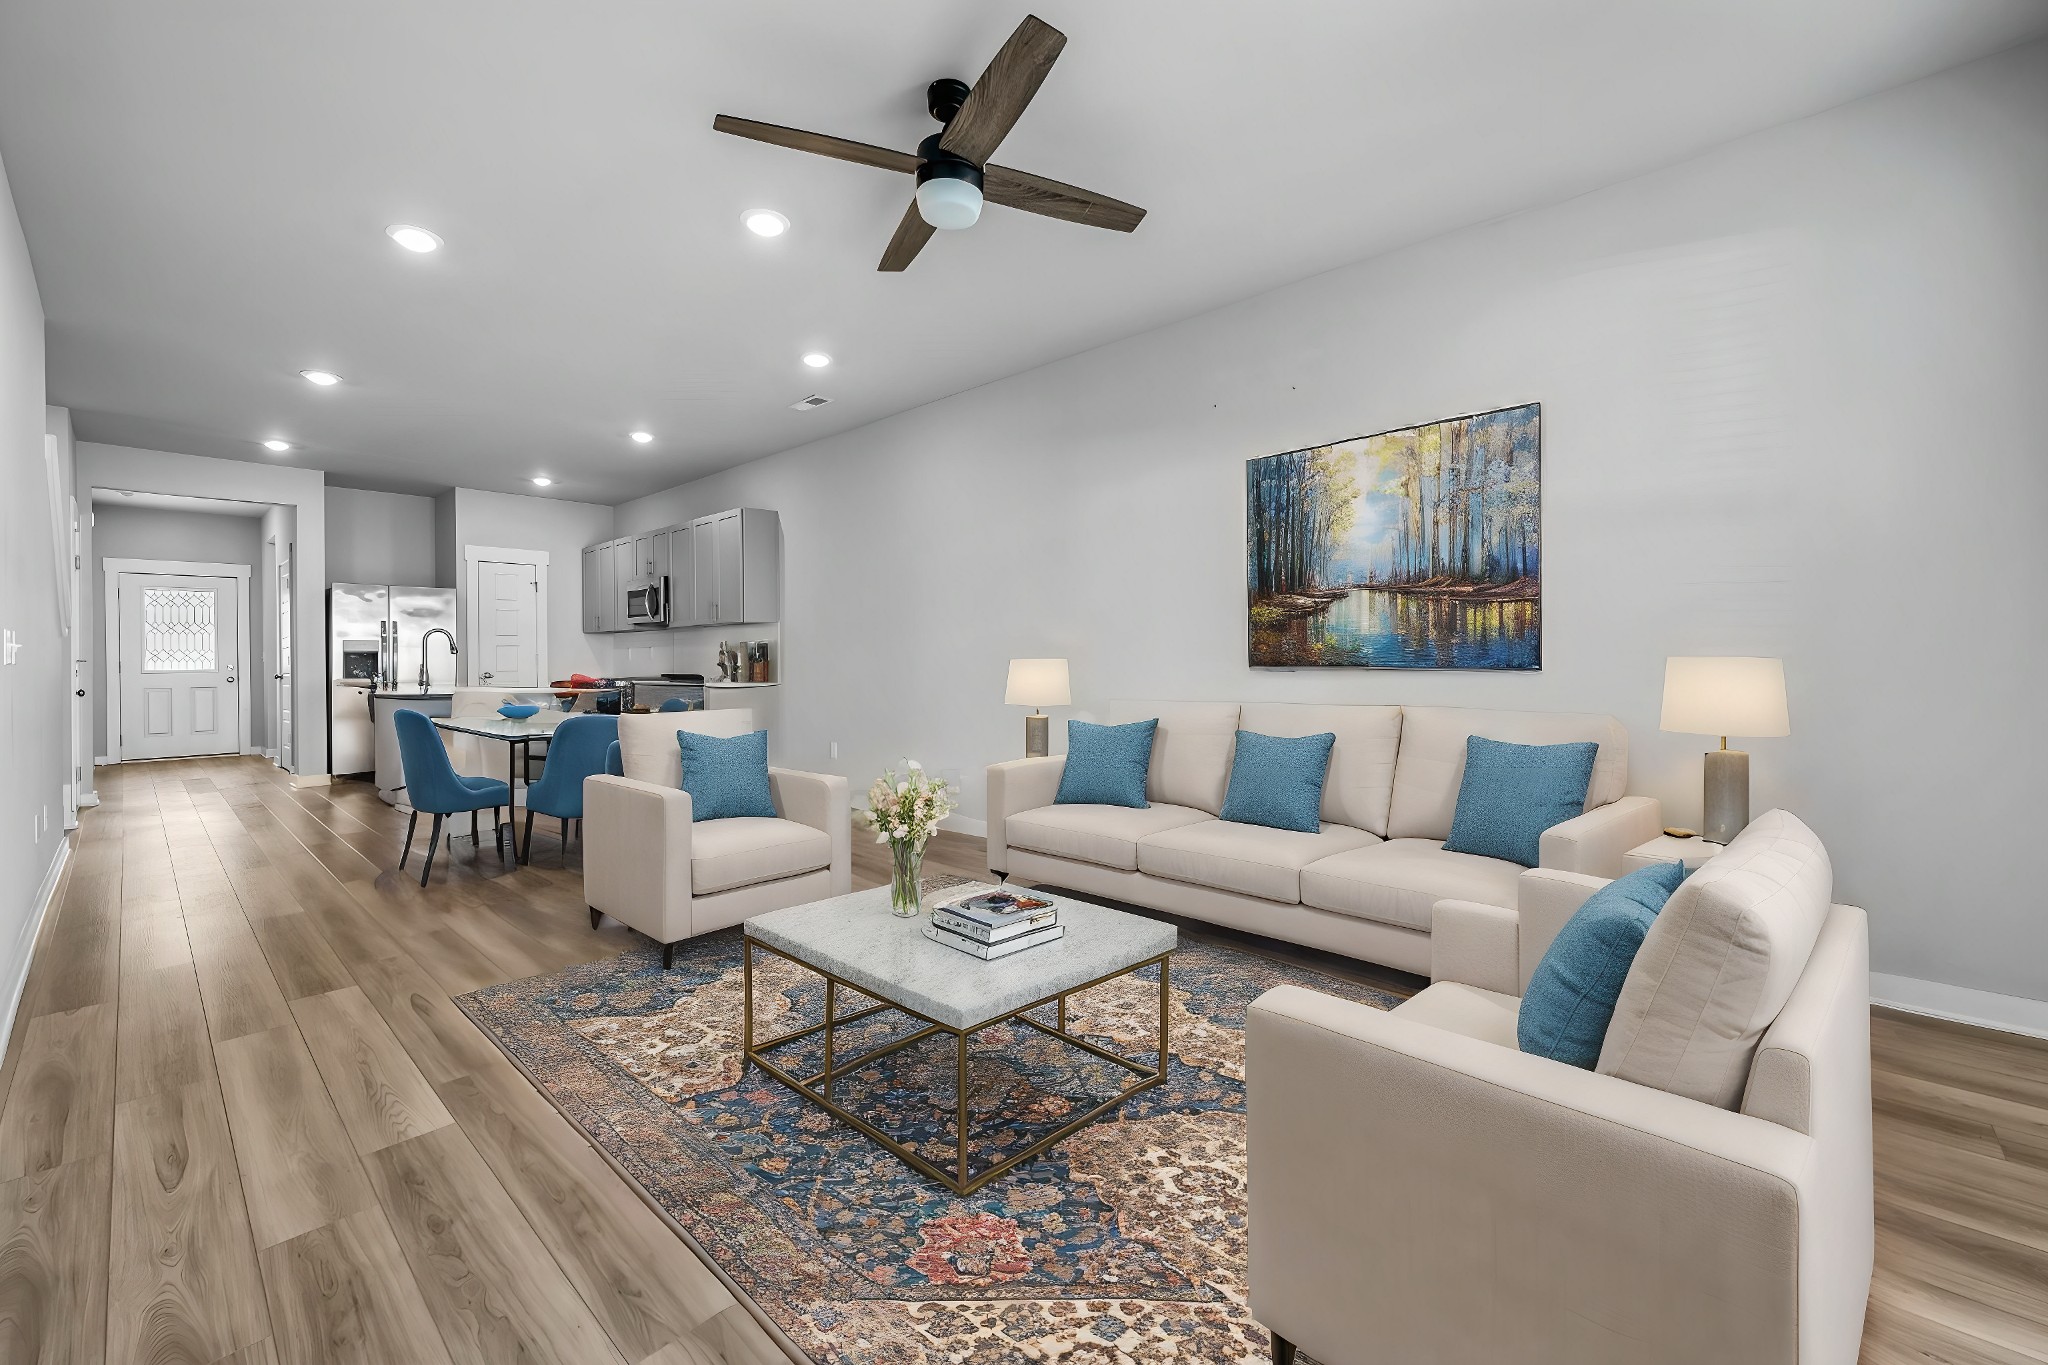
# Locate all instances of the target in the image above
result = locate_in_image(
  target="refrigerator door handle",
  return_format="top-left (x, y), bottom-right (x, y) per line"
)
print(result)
top-left (379, 620), bottom-right (390, 691)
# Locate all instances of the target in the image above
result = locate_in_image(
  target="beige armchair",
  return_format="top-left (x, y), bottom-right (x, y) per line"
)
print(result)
top-left (583, 710), bottom-right (851, 966)
top-left (1247, 859), bottom-right (1873, 1365)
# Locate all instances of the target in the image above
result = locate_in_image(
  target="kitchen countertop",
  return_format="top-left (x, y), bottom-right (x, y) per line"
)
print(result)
top-left (371, 690), bottom-right (454, 700)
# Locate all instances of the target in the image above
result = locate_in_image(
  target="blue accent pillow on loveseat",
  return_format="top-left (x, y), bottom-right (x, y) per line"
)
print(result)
top-left (1518, 859), bottom-right (1690, 1069)
top-left (675, 728), bottom-right (777, 821)
top-left (1219, 729), bottom-right (1336, 833)
top-left (1443, 735), bottom-right (1600, 867)
top-left (1054, 718), bottom-right (1157, 808)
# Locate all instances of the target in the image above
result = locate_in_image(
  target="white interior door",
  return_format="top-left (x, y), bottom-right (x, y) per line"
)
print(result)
top-left (473, 560), bottom-right (539, 688)
top-left (276, 551), bottom-right (293, 770)
top-left (119, 573), bottom-right (241, 760)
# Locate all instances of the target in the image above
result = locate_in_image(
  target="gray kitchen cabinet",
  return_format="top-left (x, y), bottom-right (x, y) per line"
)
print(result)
top-left (595, 541), bottom-right (619, 632)
top-left (580, 547), bottom-right (601, 633)
top-left (692, 508), bottom-right (780, 624)
top-left (665, 524), bottom-right (696, 626)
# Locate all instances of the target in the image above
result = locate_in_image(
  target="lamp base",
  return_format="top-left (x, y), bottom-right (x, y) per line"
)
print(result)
top-left (1024, 712), bottom-right (1049, 758)
top-left (1702, 748), bottom-right (1750, 845)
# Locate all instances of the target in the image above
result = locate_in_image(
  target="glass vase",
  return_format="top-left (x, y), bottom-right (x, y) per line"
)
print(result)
top-left (889, 838), bottom-right (925, 917)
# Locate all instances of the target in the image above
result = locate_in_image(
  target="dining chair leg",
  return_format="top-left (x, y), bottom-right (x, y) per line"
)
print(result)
top-left (493, 806), bottom-right (505, 860)
top-left (470, 809), bottom-right (480, 847)
top-left (560, 817), bottom-right (570, 865)
top-left (420, 814), bottom-right (443, 887)
top-left (521, 810), bottom-right (535, 866)
top-left (400, 810), bottom-right (418, 869)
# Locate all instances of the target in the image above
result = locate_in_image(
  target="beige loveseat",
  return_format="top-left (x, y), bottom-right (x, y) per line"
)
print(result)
top-left (1248, 810), bottom-right (1873, 1365)
top-left (987, 701), bottom-right (1662, 975)
top-left (584, 710), bottom-right (851, 966)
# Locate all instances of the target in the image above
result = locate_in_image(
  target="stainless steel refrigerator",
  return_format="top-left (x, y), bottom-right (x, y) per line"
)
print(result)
top-left (327, 583), bottom-right (459, 776)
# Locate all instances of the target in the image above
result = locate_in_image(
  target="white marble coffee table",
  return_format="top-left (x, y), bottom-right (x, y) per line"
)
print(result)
top-left (743, 884), bottom-right (1177, 1194)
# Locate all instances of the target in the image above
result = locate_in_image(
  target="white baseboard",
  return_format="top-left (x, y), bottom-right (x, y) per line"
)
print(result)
top-left (263, 749), bottom-right (279, 761)
top-left (77, 792), bottom-right (99, 808)
top-left (1871, 972), bottom-right (2048, 1041)
top-left (290, 773), bottom-right (333, 788)
top-left (94, 754), bottom-right (112, 767)
top-left (0, 841), bottom-right (70, 1052)
top-left (942, 815), bottom-right (989, 838)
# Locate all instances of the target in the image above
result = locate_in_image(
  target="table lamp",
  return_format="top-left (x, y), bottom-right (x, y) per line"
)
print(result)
top-left (1005, 658), bottom-right (1070, 758)
top-left (1660, 656), bottom-right (1790, 844)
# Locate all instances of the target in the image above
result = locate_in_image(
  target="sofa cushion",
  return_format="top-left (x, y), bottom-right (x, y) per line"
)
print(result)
top-left (1238, 703), bottom-right (1403, 836)
top-left (1597, 809), bottom-right (1833, 1109)
top-left (1387, 707), bottom-right (1628, 842)
top-left (1219, 730), bottom-right (1336, 833)
top-left (617, 709), bottom-right (757, 787)
top-left (676, 728), bottom-right (776, 821)
top-left (1299, 839), bottom-right (1522, 932)
top-left (690, 817), bottom-right (833, 895)
top-left (1137, 819), bottom-right (1377, 904)
top-left (1443, 736), bottom-right (1599, 867)
top-left (1006, 803), bottom-right (1211, 872)
top-left (1054, 718), bottom-right (1156, 808)
top-left (1518, 860), bottom-right (1688, 1069)
top-left (1391, 981), bottom-right (1522, 1049)
top-left (1111, 700), bottom-right (1240, 814)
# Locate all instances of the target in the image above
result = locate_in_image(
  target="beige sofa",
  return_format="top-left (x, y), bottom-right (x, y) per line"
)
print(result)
top-left (988, 701), bottom-right (1662, 975)
top-left (584, 710), bottom-right (851, 966)
top-left (1247, 811), bottom-right (1872, 1365)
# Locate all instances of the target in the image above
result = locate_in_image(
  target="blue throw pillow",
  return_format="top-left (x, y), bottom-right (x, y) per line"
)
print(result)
top-left (1054, 718), bottom-right (1156, 808)
top-left (1442, 735), bottom-right (1599, 867)
top-left (1519, 860), bottom-right (1690, 1068)
top-left (675, 728), bottom-right (777, 821)
top-left (1219, 730), bottom-right (1336, 833)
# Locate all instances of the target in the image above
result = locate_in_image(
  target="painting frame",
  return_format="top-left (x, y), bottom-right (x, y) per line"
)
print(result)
top-left (1245, 401), bottom-right (1542, 671)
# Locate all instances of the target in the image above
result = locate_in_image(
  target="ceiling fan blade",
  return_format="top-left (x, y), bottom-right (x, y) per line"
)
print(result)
top-left (938, 15), bottom-right (1066, 166)
top-left (712, 115), bottom-right (919, 175)
top-left (983, 165), bottom-right (1145, 232)
top-left (878, 201), bottom-right (936, 272)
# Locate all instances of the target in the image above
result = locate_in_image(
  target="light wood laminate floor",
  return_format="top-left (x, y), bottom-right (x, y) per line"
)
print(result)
top-left (0, 756), bottom-right (2040, 1364)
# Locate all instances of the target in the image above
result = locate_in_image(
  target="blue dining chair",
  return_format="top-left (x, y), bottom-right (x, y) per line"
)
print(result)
top-left (394, 708), bottom-right (512, 885)
top-left (522, 714), bottom-right (619, 865)
top-left (657, 697), bottom-right (688, 712)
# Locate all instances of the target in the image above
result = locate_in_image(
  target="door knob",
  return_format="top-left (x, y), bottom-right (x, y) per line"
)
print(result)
top-left (273, 673), bottom-right (284, 680)
top-left (226, 677), bottom-right (237, 684)
top-left (480, 671), bottom-right (494, 681)
top-left (75, 688), bottom-right (85, 697)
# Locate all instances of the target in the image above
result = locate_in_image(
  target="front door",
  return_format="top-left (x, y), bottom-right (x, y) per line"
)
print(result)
top-left (276, 551), bottom-right (293, 770)
top-left (118, 572), bottom-right (241, 760)
top-left (473, 560), bottom-right (539, 688)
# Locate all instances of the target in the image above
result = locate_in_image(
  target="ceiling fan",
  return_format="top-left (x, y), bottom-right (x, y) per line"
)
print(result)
top-left (713, 14), bottom-right (1146, 272)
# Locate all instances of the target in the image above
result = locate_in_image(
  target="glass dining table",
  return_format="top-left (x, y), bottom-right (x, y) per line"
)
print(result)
top-left (431, 711), bottom-right (569, 861)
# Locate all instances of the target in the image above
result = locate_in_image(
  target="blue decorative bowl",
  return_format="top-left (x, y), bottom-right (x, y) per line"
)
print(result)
top-left (498, 703), bottom-right (541, 720)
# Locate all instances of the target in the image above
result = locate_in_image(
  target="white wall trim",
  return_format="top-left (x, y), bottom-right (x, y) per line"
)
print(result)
top-left (102, 558), bottom-right (253, 763)
top-left (462, 544), bottom-right (550, 688)
top-left (1871, 972), bottom-right (2048, 1042)
top-left (0, 840), bottom-right (70, 1057)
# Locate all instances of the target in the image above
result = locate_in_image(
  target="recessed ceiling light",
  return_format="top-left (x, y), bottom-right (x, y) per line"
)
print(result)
top-left (300, 369), bottom-right (341, 386)
top-left (532, 476), bottom-right (553, 487)
top-left (261, 439), bottom-right (293, 452)
top-left (386, 224), bottom-right (443, 253)
top-left (801, 352), bottom-right (832, 369)
top-left (743, 209), bottom-right (789, 238)
top-left (629, 430), bottom-right (654, 444)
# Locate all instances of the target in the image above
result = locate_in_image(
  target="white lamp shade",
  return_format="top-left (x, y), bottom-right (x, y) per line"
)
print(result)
top-left (1005, 658), bottom-right (1071, 708)
top-left (1660, 656), bottom-right (1790, 738)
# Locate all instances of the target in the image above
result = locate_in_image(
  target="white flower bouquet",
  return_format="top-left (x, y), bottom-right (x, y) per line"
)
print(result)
top-left (859, 759), bottom-right (956, 916)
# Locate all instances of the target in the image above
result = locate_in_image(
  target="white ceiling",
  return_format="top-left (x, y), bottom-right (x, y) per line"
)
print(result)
top-left (5, 1), bottom-right (2044, 504)
top-left (89, 489), bottom-right (271, 517)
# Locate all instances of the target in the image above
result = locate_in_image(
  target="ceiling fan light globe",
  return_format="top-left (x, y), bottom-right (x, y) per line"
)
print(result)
top-left (916, 176), bottom-right (983, 231)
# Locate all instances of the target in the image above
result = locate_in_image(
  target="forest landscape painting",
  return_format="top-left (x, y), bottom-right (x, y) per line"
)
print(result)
top-left (1246, 403), bottom-right (1541, 669)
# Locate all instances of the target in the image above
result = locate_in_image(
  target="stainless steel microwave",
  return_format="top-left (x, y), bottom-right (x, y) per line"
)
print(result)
top-left (625, 576), bottom-right (667, 627)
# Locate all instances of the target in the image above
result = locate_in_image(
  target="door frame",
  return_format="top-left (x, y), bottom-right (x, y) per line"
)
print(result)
top-left (276, 543), bottom-right (294, 772)
top-left (462, 544), bottom-right (549, 687)
top-left (104, 558), bottom-right (253, 762)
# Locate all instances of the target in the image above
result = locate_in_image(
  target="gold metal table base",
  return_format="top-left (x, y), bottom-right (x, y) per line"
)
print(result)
top-left (742, 936), bottom-right (1171, 1196)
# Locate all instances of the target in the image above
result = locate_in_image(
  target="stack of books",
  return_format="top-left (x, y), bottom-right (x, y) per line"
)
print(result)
top-left (922, 888), bottom-right (1063, 960)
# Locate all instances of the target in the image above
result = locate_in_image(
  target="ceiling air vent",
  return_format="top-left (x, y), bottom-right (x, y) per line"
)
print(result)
top-left (790, 394), bottom-right (831, 411)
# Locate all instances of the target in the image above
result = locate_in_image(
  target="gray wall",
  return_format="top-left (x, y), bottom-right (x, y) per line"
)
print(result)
top-left (0, 146), bottom-right (69, 1038)
top-left (89, 502), bottom-right (266, 757)
top-left (450, 487), bottom-right (613, 682)
top-left (616, 40), bottom-right (2048, 1004)
top-left (325, 486), bottom-right (439, 586)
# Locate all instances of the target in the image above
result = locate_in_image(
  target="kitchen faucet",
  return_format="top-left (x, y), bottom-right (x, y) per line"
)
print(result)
top-left (419, 627), bottom-right (459, 691)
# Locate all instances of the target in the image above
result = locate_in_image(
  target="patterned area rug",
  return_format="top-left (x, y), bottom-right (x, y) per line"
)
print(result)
top-left (456, 907), bottom-right (1399, 1364)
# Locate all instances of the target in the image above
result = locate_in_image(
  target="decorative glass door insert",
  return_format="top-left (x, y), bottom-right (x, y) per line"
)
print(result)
top-left (142, 587), bottom-right (219, 672)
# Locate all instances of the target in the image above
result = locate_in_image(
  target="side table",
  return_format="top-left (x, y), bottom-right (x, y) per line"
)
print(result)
top-left (1622, 833), bottom-right (1724, 873)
